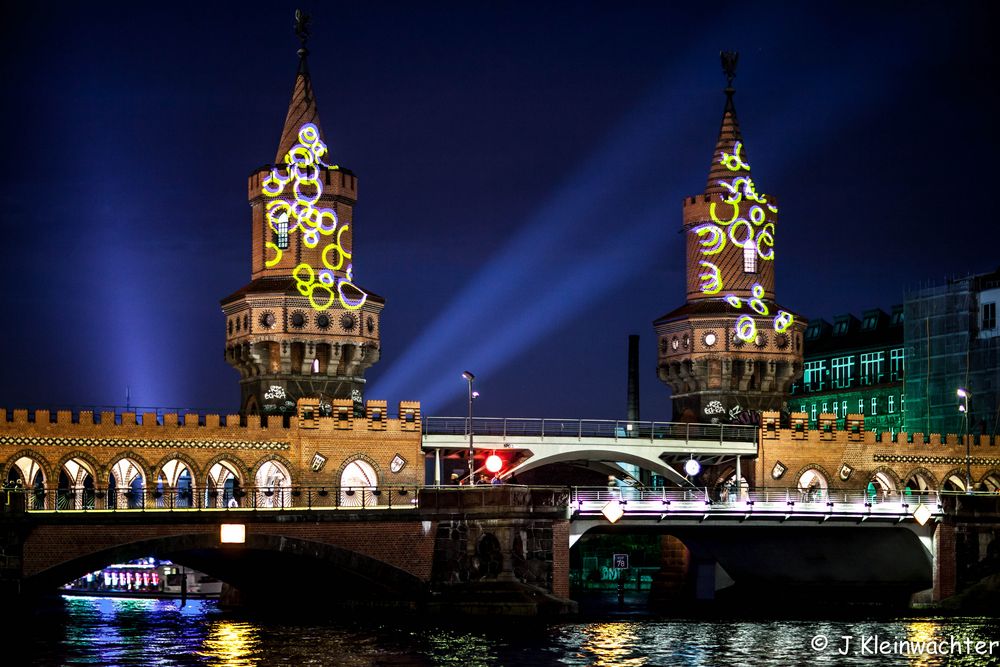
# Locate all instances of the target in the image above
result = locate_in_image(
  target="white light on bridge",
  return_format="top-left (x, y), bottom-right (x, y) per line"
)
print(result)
top-left (601, 501), bottom-right (624, 524)
top-left (220, 524), bottom-right (246, 544)
top-left (684, 459), bottom-right (701, 476)
top-left (912, 504), bottom-right (933, 526)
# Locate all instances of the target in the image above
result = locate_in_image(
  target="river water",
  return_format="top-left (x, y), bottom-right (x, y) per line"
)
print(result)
top-left (16, 596), bottom-right (1000, 666)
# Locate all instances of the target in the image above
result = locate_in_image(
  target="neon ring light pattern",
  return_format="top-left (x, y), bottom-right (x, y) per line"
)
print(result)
top-left (262, 123), bottom-right (367, 312)
top-left (689, 141), bottom-right (793, 341)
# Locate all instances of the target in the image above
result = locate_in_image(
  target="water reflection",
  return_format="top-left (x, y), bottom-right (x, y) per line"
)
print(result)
top-left (200, 621), bottom-right (260, 667)
top-left (25, 597), bottom-right (1000, 667)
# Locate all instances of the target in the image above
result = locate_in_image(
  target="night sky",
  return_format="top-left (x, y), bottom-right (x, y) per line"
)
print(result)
top-left (1, 1), bottom-right (996, 420)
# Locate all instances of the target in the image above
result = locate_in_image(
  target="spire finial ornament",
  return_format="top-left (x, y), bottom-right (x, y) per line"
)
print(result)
top-left (294, 9), bottom-right (312, 57)
top-left (720, 50), bottom-right (739, 90)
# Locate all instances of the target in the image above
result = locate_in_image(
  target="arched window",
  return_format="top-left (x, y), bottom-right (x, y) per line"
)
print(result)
top-left (340, 459), bottom-right (377, 507)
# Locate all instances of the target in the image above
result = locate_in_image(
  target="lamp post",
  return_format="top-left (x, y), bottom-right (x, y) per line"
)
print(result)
top-left (462, 371), bottom-right (477, 486)
top-left (958, 388), bottom-right (971, 493)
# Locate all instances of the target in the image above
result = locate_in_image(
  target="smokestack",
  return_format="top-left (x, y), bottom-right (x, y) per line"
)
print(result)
top-left (627, 334), bottom-right (640, 422)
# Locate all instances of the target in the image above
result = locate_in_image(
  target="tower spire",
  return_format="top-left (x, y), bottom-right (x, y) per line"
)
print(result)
top-left (705, 51), bottom-right (746, 195)
top-left (275, 9), bottom-right (323, 163)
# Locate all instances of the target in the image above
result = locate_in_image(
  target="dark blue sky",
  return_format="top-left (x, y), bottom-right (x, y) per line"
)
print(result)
top-left (1, 1), bottom-right (996, 419)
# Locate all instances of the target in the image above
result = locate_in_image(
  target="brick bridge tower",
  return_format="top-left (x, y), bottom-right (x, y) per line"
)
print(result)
top-left (221, 12), bottom-right (383, 415)
top-left (655, 53), bottom-right (806, 423)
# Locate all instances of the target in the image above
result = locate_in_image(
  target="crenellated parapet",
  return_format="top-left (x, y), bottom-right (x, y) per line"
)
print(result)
top-left (0, 400), bottom-right (423, 501)
top-left (756, 411), bottom-right (1000, 494)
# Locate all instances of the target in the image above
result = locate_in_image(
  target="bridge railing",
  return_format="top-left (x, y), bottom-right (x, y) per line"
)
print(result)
top-left (1, 485), bottom-right (421, 512)
top-left (571, 486), bottom-right (945, 519)
top-left (423, 417), bottom-right (758, 444)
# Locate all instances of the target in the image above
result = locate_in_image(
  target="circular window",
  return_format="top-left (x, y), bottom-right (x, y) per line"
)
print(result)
top-left (731, 331), bottom-right (746, 348)
top-left (683, 335), bottom-right (690, 349)
top-left (290, 311), bottom-right (306, 329)
top-left (703, 332), bottom-right (717, 347)
top-left (775, 333), bottom-right (790, 349)
top-left (235, 317), bottom-right (241, 332)
top-left (340, 313), bottom-right (357, 332)
top-left (366, 316), bottom-right (375, 334)
top-left (259, 312), bottom-right (276, 329)
top-left (671, 337), bottom-right (679, 351)
top-left (316, 314), bottom-right (331, 330)
top-left (755, 333), bottom-right (768, 348)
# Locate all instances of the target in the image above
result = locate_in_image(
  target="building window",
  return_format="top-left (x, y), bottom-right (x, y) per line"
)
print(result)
top-left (821, 402), bottom-right (828, 414)
top-left (831, 356), bottom-right (854, 389)
top-left (860, 352), bottom-right (884, 385)
top-left (858, 399), bottom-right (865, 415)
top-left (311, 358), bottom-right (320, 374)
top-left (888, 395), bottom-right (895, 413)
top-left (833, 402), bottom-right (839, 417)
top-left (871, 397), bottom-right (877, 415)
top-left (800, 404), bottom-right (806, 414)
top-left (743, 239), bottom-right (757, 273)
top-left (804, 360), bottom-right (827, 391)
top-left (984, 302), bottom-right (997, 330)
top-left (842, 400), bottom-right (847, 417)
top-left (901, 394), bottom-right (905, 414)
top-left (811, 404), bottom-right (817, 422)
top-left (890, 348), bottom-right (905, 381)
top-left (275, 218), bottom-right (289, 250)
top-left (833, 320), bottom-right (849, 336)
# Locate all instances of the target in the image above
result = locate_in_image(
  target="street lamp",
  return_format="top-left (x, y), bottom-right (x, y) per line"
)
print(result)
top-left (958, 388), bottom-right (971, 493)
top-left (462, 371), bottom-right (478, 486)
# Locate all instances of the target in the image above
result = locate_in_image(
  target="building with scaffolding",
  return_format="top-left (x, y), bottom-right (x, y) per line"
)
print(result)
top-left (903, 267), bottom-right (1000, 440)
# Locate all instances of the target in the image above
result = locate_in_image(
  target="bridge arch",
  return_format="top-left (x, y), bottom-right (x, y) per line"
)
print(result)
top-left (338, 455), bottom-right (380, 507)
top-left (203, 454), bottom-right (251, 507)
top-left (4, 450), bottom-right (53, 509)
top-left (151, 453), bottom-right (201, 508)
top-left (980, 470), bottom-right (1000, 492)
top-left (793, 464), bottom-right (831, 492)
top-left (54, 451), bottom-right (100, 510)
top-left (940, 468), bottom-right (968, 492)
top-left (902, 467), bottom-right (938, 492)
top-left (252, 454), bottom-right (294, 508)
top-left (24, 531), bottom-right (427, 601)
top-left (105, 453), bottom-right (152, 509)
top-left (869, 466), bottom-right (902, 496)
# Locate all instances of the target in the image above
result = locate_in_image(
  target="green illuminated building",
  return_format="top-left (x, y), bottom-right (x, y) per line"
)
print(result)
top-left (791, 307), bottom-right (905, 434)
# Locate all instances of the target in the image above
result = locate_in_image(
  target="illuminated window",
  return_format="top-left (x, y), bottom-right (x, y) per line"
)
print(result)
top-left (810, 404), bottom-right (817, 422)
top-left (311, 358), bottom-right (320, 374)
top-left (803, 360), bottom-right (827, 391)
top-left (833, 402), bottom-right (839, 417)
top-left (275, 219), bottom-right (289, 250)
top-left (831, 356), bottom-right (854, 389)
top-left (871, 397), bottom-right (877, 415)
top-left (888, 395), bottom-right (895, 413)
top-left (890, 348), bottom-right (905, 381)
top-left (858, 399), bottom-right (865, 414)
top-left (842, 400), bottom-right (847, 416)
top-left (860, 352), bottom-right (884, 385)
top-left (833, 320), bottom-right (849, 336)
top-left (743, 239), bottom-right (757, 273)
top-left (984, 302), bottom-right (997, 330)
top-left (901, 394), bottom-right (905, 413)
top-left (821, 402), bottom-right (828, 415)
top-left (800, 404), bottom-right (806, 414)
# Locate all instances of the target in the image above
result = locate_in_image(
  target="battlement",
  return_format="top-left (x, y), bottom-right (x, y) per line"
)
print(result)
top-left (0, 400), bottom-right (421, 435)
top-left (760, 411), bottom-right (999, 448)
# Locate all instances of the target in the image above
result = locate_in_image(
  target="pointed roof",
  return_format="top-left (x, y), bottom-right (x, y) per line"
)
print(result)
top-left (275, 52), bottom-right (324, 164)
top-left (704, 87), bottom-right (749, 195)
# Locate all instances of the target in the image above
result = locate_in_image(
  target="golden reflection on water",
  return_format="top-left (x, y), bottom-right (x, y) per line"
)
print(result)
top-left (905, 620), bottom-right (942, 667)
top-left (579, 622), bottom-right (646, 667)
top-left (200, 621), bottom-right (260, 667)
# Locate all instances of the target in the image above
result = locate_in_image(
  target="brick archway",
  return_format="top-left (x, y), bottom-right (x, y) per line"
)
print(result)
top-left (22, 528), bottom-right (428, 600)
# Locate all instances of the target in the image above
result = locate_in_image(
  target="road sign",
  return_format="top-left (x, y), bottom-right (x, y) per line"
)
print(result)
top-left (613, 553), bottom-right (629, 569)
